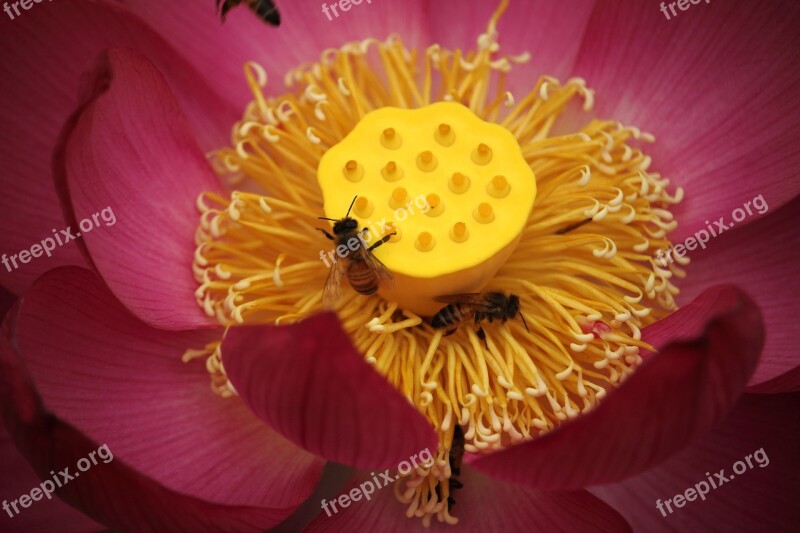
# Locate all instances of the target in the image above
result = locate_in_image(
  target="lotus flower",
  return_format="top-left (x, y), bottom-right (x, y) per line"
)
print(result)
top-left (1, 0), bottom-right (798, 531)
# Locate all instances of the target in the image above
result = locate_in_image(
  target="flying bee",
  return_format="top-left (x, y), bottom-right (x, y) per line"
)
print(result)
top-left (317, 196), bottom-right (395, 307)
top-left (431, 292), bottom-right (529, 343)
top-left (216, 0), bottom-right (280, 26)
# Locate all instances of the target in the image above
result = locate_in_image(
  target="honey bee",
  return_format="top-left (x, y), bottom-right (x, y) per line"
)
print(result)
top-left (431, 292), bottom-right (529, 342)
top-left (216, 0), bottom-right (280, 26)
top-left (318, 196), bottom-right (395, 306)
top-left (446, 424), bottom-right (465, 510)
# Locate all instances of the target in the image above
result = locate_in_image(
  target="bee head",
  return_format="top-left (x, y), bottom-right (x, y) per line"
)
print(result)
top-left (332, 217), bottom-right (359, 234)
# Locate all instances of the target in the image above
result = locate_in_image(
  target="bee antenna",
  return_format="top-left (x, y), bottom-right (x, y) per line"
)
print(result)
top-left (318, 217), bottom-right (337, 221)
top-left (519, 312), bottom-right (530, 333)
top-left (345, 195), bottom-right (358, 218)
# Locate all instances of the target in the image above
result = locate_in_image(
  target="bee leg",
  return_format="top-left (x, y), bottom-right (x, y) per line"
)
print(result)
top-left (443, 327), bottom-right (457, 337)
top-left (316, 228), bottom-right (335, 241)
top-left (367, 231), bottom-right (397, 251)
top-left (475, 324), bottom-right (488, 348)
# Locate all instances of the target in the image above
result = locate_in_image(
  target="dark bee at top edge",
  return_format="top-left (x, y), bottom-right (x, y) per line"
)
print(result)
top-left (216, 0), bottom-right (281, 27)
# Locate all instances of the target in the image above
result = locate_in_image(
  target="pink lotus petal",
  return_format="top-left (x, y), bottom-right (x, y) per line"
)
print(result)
top-left (304, 466), bottom-right (630, 531)
top-left (10, 267), bottom-right (323, 521)
top-left (592, 391), bottom-right (800, 531)
top-left (0, 286), bottom-right (14, 324)
top-left (2, 295), bottom-right (290, 531)
top-left (469, 285), bottom-right (764, 489)
top-left (65, 48), bottom-right (224, 330)
top-left (222, 313), bottom-right (438, 469)
top-left (1, 301), bottom-right (101, 532)
top-left (748, 366), bottom-right (800, 394)
top-left (677, 195), bottom-right (800, 390)
top-left (120, 0), bottom-right (430, 101)
top-left (572, 0), bottom-right (800, 241)
top-left (0, 0), bottom-right (237, 294)
top-left (3, 407), bottom-right (301, 531)
top-left (0, 424), bottom-right (104, 533)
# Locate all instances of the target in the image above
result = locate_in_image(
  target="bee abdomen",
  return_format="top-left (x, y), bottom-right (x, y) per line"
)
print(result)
top-left (347, 264), bottom-right (378, 295)
top-left (432, 305), bottom-right (464, 328)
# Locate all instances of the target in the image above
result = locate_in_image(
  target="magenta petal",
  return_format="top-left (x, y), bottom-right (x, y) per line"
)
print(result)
top-left (748, 365), bottom-right (800, 394)
top-left (121, 0), bottom-right (430, 102)
top-left (304, 466), bottom-right (630, 532)
top-left (11, 267), bottom-right (323, 523)
top-left (592, 392), bottom-right (800, 531)
top-left (65, 48), bottom-right (223, 330)
top-left (572, 0), bottom-right (800, 241)
top-left (0, 1), bottom-right (237, 294)
top-left (678, 196), bottom-right (800, 389)
top-left (0, 286), bottom-right (15, 324)
top-left (3, 407), bottom-right (304, 532)
top-left (222, 313), bottom-right (438, 469)
top-left (0, 424), bottom-right (103, 533)
top-left (1, 308), bottom-right (102, 532)
top-left (469, 285), bottom-right (764, 489)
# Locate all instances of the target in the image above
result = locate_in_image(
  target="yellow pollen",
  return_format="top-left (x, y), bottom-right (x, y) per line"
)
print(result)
top-left (354, 196), bottom-right (374, 218)
top-left (390, 186), bottom-right (408, 208)
top-left (417, 150), bottom-right (438, 172)
top-left (382, 127), bottom-right (402, 149)
top-left (425, 193), bottom-right (444, 217)
top-left (343, 159), bottom-right (363, 182)
top-left (449, 172), bottom-right (470, 194)
top-left (450, 221), bottom-right (469, 243)
top-left (416, 231), bottom-right (435, 251)
top-left (488, 175), bottom-right (510, 197)
top-left (471, 143), bottom-right (493, 165)
top-left (436, 123), bottom-right (456, 147)
top-left (473, 202), bottom-right (495, 223)
top-left (382, 160), bottom-right (403, 181)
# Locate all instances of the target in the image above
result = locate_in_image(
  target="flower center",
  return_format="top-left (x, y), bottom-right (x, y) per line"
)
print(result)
top-left (186, 0), bottom-right (687, 526)
top-left (317, 102), bottom-right (536, 314)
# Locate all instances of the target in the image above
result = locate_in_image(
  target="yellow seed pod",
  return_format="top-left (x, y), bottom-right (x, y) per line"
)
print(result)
top-left (317, 102), bottom-right (535, 314)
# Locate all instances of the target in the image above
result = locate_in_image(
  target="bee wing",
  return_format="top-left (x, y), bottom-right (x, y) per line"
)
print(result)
top-left (322, 258), bottom-right (347, 308)
top-left (360, 247), bottom-right (394, 284)
top-left (433, 293), bottom-right (495, 310)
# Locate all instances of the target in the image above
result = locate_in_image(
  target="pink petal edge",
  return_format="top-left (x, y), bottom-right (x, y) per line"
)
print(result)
top-left (64, 48), bottom-right (222, 330)
top-left (222, 313), bottom-right (438, 470)
top-left (9, 266), bottom-right (324, 527)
